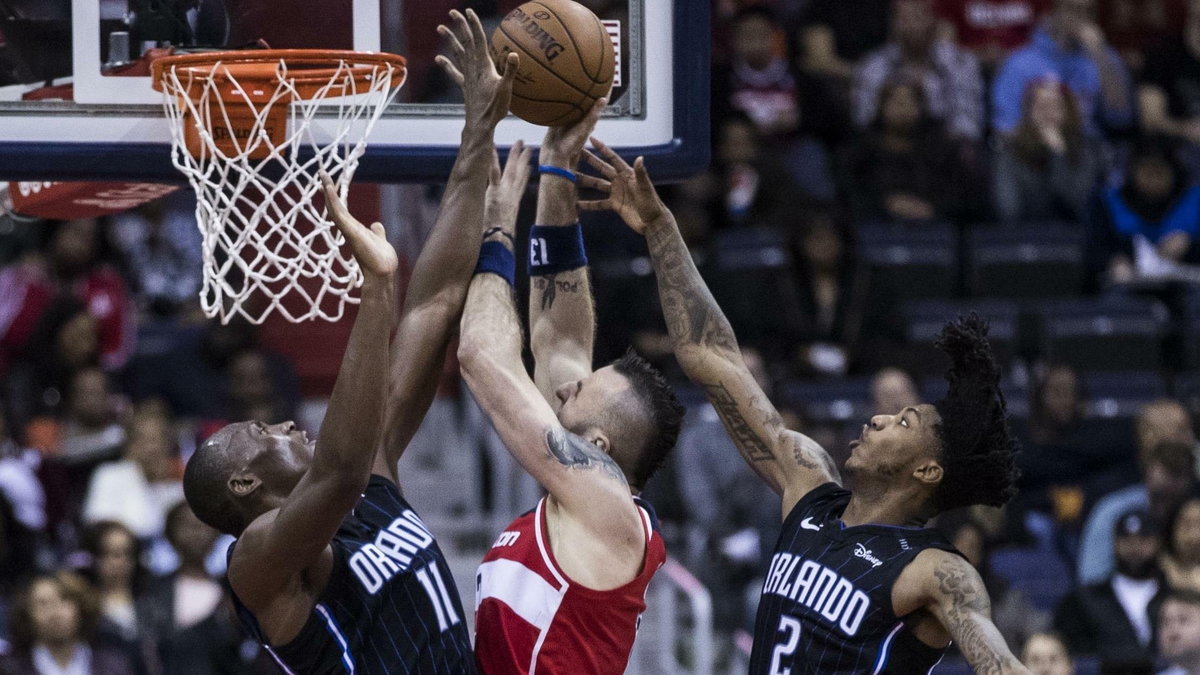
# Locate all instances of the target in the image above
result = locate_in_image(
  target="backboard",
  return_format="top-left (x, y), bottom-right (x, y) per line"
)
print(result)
top-left (0, 0), bottom-right (708, 182)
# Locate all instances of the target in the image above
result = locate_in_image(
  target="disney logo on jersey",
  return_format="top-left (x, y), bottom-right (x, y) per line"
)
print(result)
top-left (853, 543), bottom-right (883, 568)
top-left (348, 510), bottom-right (437, 594)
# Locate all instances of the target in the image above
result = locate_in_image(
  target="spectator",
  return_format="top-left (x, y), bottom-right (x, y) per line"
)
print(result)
top-left (1079, 434), bottom-right (1197, 585)
top-left (153, 502), bottom-right (247, 675)
top-left (713, 7), bottom-right (800, 140)
top-left (0, 493), bottom-right (37, 641)
top-left (221, 349), bottom-right (296, 425)
top-left (1162, 495), bottom-right (1200, 593)
top-left (712, 114), bottom-right (804, 231)
top-left (993, 79), bottom-right (1104, 224)
top-left (107, 194), bottom-right (202, 318)
top-left (59, 368), bottom-right (125, 469)
top-left (1022, 632), bottom-right (1076, 675)
top-left (934, 0), bottom-right (1050, 69)
top-left (796, 0), bottom-right (892, 80)
top-left (0, 219), bottom-right (135, 380)
top-left (82, 407), bottom-right (183, 541)
top-left (1088, 137), bottom-right (1200, 287)
top-left (871, 367), bottom-right (920, 415)
top-left (792, 209), bottom-right (865, 376)
top-left (991, 0), bottom-right (1134, 135)
top-left (0, 406), bottom-right (47, 534)
top-left (1158, 589), bottom-right (1200, 675)
top-left (853, 0), bottom-right (986, 139)
top-left (0, 571), bottom-right (136, 675)
top-left (842, 78), bottom-right (969, 223)
top-left (79, 521), bottom-right (153, 672)
top-left (1140, 0), bottom-right (1200, 169)
top-left (1054, 508), bottom-right (1166, 670)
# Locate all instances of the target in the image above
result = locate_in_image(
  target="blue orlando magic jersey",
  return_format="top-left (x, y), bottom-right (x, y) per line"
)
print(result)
top-left (230, 475), bottom-right (475, 674)
top-left (749, 483), bottom-right (961, 674)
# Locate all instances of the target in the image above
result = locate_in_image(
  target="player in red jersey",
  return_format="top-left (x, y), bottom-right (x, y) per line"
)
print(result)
top-left (457, 105), bottom-right (686, 674)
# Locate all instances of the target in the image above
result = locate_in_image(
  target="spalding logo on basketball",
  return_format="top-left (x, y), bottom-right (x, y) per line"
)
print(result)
top-left (491, 0), bottom-right (615, 126)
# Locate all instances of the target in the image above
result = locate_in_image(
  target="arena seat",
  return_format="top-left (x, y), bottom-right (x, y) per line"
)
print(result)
top-left (1081, 370), bottom-right (1167, 419)
top-left (967, 222), bottom-right (1085, 298)
top-left (1031, 295), bottom-right (1170, 371)
top-left (778, 377), bottom-right (874, 426)
top-left (708, 228), bottom-right (805, 359)
top-left (858, 222), bottom-right (960, 305)
top-left (899, 298), bottom-right (1021, 376)
top-left (989, 546), bottom-right (1073, 613)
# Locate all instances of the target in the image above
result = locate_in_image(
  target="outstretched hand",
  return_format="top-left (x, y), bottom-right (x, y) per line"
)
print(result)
top-left (485, 140), bottom-right (534, 242)
top-left (577, 137), bottom-right (669, 234)
top-left (436, 9), bottom-right (519, 130)
top-left (321, 173), bottom-right (398, 278)
top-left (541, 98), bottom-right (607, 166)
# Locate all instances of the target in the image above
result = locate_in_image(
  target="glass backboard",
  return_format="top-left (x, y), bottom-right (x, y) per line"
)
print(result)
top-left (0, 0), bottom-right (708, 181)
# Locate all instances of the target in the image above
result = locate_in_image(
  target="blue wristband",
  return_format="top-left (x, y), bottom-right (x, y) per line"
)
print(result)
top-left (474, 240), bottom-right (515, 287)
top-left (528, 223), bottom-right (587, 276)
top-left (538, 165), bottom-right (577, 183)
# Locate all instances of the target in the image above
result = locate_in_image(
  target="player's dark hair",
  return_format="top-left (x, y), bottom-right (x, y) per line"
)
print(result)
top-left (183, 430), bottom-right (245, 536)
top-left (931, 314), bottom-right (1020, 511)
top-left (611, 349), bottom-right (686, 490)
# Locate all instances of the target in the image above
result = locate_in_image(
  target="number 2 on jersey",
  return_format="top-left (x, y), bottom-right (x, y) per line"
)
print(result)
top-left (769, 615), bottom-right (803, 675)
top-left (416, 565), bottom-right (460, 632)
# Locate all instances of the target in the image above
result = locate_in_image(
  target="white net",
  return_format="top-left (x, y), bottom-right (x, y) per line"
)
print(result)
top-left (156, 52), bottom-right (405, 324)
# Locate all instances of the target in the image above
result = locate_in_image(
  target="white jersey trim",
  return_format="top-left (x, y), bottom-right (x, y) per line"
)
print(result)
top-left (476, 558), bottom-right (567, 632)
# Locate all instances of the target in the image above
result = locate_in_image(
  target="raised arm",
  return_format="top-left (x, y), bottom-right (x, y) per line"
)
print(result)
top-left (229, 175), bottom-right (397, 607)
top-left (579, 141), bottom-right (839, 514)
top-left (900, 551), bottom-right (1031, 675)
top-left (373, 9), bottom-right (519, 480)
top-left (528, 100), bottom-right (606, 402)
top-left (458, 208), bottom-right (643, 547)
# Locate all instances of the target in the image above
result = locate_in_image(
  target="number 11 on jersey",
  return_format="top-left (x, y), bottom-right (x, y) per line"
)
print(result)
top-left (770, 615), bottom-right (803, 675)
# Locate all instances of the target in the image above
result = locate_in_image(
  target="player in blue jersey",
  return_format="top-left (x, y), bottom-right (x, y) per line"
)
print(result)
top-left (180, 10), bottom-right (519, 673)
top-left (580, 141), bottom-right (1031, 674)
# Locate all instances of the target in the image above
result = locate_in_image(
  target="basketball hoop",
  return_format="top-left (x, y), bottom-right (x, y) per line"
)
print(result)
top-left (151, 49), bottom-right (406, 324)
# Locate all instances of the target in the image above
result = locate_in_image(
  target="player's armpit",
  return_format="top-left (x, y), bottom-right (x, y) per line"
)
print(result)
top-left (906, 551), bottom-right (1031, 675)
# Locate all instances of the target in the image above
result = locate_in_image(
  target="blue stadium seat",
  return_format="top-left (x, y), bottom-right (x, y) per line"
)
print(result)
top-left (989, 546), bottom-right (1073, 613)
top-left (1031, 295), bottom-right (1170, 371)
top-left (966, 222), bottom-right (1085, 298)
top-left (1081, 370), bottom-right (1167, 419)
top-left (859, 222), bottom-right (960, 303)
top-left (900, 299), bottom-right (1021, 375)
top-left (778, 377), bottom-right (874, 425)
top-left (708, 228), bottom-right (805, 357)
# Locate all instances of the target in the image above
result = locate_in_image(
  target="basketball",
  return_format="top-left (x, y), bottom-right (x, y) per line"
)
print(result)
top-left (490, 0), bottom-right (615, 126)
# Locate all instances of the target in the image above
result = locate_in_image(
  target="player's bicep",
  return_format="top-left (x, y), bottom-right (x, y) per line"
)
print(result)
top-left (229, 472), bottom-right (359, 606)
top-left (688, 349), bottom-right (839, 497)
top-left (923, 554), bottom-right (1029, 675)
top-left (461, 360), bottom-right (634, 518)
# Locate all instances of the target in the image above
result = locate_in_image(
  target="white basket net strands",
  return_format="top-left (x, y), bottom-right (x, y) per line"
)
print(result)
top-left (157, 55), bottom-right (403, 324)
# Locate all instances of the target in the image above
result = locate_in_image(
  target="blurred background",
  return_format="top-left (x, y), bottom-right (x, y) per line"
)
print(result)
top-left (4, 0), bottom-right (1200, 673)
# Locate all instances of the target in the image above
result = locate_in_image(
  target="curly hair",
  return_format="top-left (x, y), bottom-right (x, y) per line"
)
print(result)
top-left (931, 314), bottom-right (1021, 511)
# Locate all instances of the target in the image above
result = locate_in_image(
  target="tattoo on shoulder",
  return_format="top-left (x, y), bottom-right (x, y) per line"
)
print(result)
top-left (545, 427), bottom-right (627, 484)
top-left (703, 382), bottom-right (774, 462)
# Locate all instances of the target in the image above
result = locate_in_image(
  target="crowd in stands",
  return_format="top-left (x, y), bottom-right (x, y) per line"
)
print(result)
top-left (3, 0), bottom-right (1200, 673)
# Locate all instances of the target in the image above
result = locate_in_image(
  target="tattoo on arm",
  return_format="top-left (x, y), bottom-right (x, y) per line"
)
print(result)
top-left (645, 222), bottom-right (738, 354)
top-left (534, 274), bottom-right (581, 311)
top-left (545, 427), bottom-right (628, 484)
top-left (702, 382), bottom-right (774, 462)
top-left (933, 559), bottom-right (1022, 675)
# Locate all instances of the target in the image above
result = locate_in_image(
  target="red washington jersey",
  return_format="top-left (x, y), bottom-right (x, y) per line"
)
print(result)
top-left (474, 496), bottom-right (665, 674)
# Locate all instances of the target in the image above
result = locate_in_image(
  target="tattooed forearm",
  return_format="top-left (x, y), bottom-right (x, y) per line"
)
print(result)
top-left (645, 218), bottom-right (738, 355)
top-left (933, 559), bottom-right (1028, 675)
top-left (703, 382), bottom-right (774, 462)
top-left (545, 427), bottom-right (628, 484)
top-left (534, 274), bottom-right (582, 311)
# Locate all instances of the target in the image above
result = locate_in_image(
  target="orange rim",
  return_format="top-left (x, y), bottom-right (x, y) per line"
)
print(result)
top-left (150, 49), bottom-right (407, 101)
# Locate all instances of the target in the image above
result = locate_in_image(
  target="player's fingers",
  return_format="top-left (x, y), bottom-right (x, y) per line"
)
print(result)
top-left (502, 139), bottom-right (524, 173)
top-left (434, 55), bottom-right (466, 87)
top-left (319, 172), bottom-right (351, 219)
top-left (499, 52), bottom-right (520, 82)
top-left (589, 136), bottom-right (630, 173)
top-left (449, 10), bottom-right (474, 51)
top-left (582, 97), bottom-right (606, 128)
top-left (511, 142), bottom-right (535, 187)
top-left (489, 147), bottom-right (503, 184)
top-left (369, 222), bottom-right (386, 238)
top-left (437, 24), bottom-right (466, 60)
top-left (576, 173), bottom-right (612, 193)
top-left (633, 157), bottom-right (654, 188)
top-left (582, 149), bottom-right (617, 179)
top-left (465, 9), bottom-right (489, 58)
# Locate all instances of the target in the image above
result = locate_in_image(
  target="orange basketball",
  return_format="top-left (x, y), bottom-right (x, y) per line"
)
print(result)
top-left (490, 0), bottom-right (615, 126)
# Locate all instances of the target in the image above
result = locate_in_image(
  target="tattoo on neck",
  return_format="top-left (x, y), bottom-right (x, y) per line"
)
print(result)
top-left (545, 427), bottom-right (628, 484)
